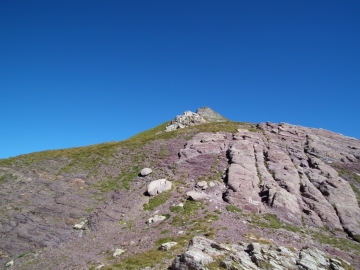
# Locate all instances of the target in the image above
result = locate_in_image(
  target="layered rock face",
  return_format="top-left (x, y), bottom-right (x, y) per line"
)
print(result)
top-left (178, 122), bottom-right (360, 240)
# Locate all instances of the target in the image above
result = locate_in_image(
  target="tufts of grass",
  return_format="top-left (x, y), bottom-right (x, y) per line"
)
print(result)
top-left (170, 206), bottom-right (183, 213)
top-left (353, 234), bottom-right (360, 243)
top-left (250, 213), bottom-right (302, 233)
top-left (107, 235), bottom-right (192, 269)
top-left (204, 214), bottom-right (219, 221)
top-left (183, 200), bottom-right (202, 215)
top-left (121, 170), bottom-right (139, 190)
top-left (171, 200), bottom-right (202, 227)
top-left (225, 205), bottom-right (242, 213)
top-left (0, 120), bottom-right (255, 179)
top-left (105, 248), bottom-right (166, 269)
top-left (143, 191), bottom-right (172, 211)
top-left (243, 232), bottom-right (273, 245)
top-left (0, 173), bottom-right (15, 184)
top-left (309, 230), bottom-right (360, 255)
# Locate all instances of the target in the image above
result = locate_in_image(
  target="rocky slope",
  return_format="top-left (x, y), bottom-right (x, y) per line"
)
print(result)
top-left (0, 108), bottom-right (360, 269)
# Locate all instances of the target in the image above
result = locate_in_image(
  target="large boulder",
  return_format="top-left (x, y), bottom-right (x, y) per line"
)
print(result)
top-left (147, 179), bottom-right (172, 196)
top-left (186, 190), bottom-right (209, 201)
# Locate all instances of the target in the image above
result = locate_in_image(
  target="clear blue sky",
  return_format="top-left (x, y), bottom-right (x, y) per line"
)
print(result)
top-left (1, 0), bottom-right (359, 159)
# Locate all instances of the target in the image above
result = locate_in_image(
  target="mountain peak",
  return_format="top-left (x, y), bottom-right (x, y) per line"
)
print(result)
top-left (196, 106), bottom-right (228, 122)
top-left (165, 107), bottom-right (228, 132)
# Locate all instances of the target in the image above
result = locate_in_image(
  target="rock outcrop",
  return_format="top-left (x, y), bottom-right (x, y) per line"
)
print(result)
top-left (165, 111), bottom-right (207, 132)
top-left (178, 122), bottom-right (360, 240)
top-left (171, 236), bottom-right (352, 270)
top-left (165, 107), bottom-right (227, 132)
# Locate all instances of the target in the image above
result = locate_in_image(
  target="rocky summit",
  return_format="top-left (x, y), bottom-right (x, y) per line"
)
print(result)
top-left (0, 108), bottom-right (360, 269)
top-left (165, 106), bottom-right (227, 132)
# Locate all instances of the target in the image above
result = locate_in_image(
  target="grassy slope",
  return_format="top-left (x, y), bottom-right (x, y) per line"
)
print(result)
top-left (0, 120), bottom-right (255, 171)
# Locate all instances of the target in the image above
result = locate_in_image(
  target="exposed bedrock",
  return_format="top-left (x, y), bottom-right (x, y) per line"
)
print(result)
top-left (223, 140), bottom-right (263, 212)
top-left (171, 236), bottom-right (353, 270)
top-left (306, 156), bottom-right (360, 236)
top-left (178, 132), bottom-right (232, 162)
top-left (177, 123), bottom-right (360, 239)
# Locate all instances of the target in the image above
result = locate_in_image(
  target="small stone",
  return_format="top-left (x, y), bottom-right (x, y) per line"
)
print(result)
top-left (5, 260), bottom-right (14, 267)
top-left (147, 215), bottom-right (166, 224)
top-left (209, 181), bottom-right (215, 187)
top-left (178, 203), bottom-right (184, 207)
top-left (186, 190), bottom-right (209, 201)
top-left (160, 242), bottom-right (178, 251)
top-left (95, 264), bottom-right (104, 269)
top-left (73, 220), bottom-right (87, 230)
top-left (197, 181), bottom-right (208, 190)
top-left (140, 168), bottom-right (152, 176)
top-left (113, 248), bottom-right (125, 257)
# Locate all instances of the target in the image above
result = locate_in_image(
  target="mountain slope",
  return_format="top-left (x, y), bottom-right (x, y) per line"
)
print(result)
top-left (0, 109), bottom-right (360, 269)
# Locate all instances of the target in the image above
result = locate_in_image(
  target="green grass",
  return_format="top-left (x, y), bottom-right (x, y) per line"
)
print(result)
top-left (120, 170), bottom-right (139, 190)
top-left (0, 120), bottom-right (256, 195)
top-left (107, 235), bottom-right (192, 270)
top-left (226, 205), bottom-right (242, 213)
top-left (0, 173), bottom-right (12, 184)
top-left (204, 214), bottom-right (219, 221)
top-left (310, 229), bottom-right (360, 254)
top-left (0, 120), bottom-right (255, 174)
top-left (170, 205), bottom-right (183, 213)
top-left (250, 213), bottom-right (302, 233)
top-left (105, 248), bottom-right (167, 269)
top-left (143, 191), bottom-right (172, 211)
top-left (159, 145), bottom-right (168, 158)
top-left (171, 200), bottom-right (202, 227)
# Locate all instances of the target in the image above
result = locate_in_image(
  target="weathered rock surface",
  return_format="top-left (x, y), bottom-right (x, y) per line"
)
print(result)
top-left (196, 181), bottom-right (208, 190)
top-left (171, 236), bottom-right (351, 270)
top-left (177, 122), bottom-right (360, 239)
top-left (147, 179), bottom-right (172, 196)
top-left (165, 111), bottom-right (207, 132)
top-left (186, 190), bottom-right (209, 201)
